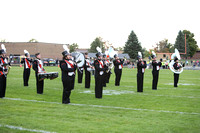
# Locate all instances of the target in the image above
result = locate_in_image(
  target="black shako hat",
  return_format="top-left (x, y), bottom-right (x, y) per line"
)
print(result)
top-left (0, 49), bottom-right (6, 55)
top-left (174, 57), bottom-right (178, 62)
top-left (62, 51), bottom-right (70, 57)
top-left (25, 53), bottom-right (29, 57)
top-left (96, 52), bottom-right (102, 57)
top-left (151, 55), bottom-right (156, 59)
top-left (114, 54), bottom-right (118, 58)
top-left (35, 53), bottom-right (40, 57)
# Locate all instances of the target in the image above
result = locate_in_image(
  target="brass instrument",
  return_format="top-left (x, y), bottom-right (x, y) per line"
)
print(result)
top-left (169, 49), bottom-right (183, 74)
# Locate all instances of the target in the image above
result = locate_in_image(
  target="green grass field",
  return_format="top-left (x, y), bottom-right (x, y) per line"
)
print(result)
top-left (0, 66), bottom-right (200, 133)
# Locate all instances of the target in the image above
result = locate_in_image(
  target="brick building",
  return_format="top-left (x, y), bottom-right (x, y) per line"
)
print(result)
top-left (2, 42), bottom-right (64, 59)
top-left (190, 51), bottom-right (200, 60)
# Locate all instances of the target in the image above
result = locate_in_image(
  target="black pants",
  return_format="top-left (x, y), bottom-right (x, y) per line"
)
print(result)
top-left (78, 69), bottom-right (83, 83)
top-left (174, 73), bottom-right (179, 87)
top-left (23, 69), bottom-right (30, 86)
top-left (152, 71), bottom-right (159, 90)
top-left (137, 73), bottom-right (144, 92)
top-left (95, 75), bottom-right (103, 98)
top-left (114, 69), bottom-right (122, 86)
top-left (0, 75), bottom-right (7, 98)
top-left (106, 72), bottom-right (111, 83)
top-left (35, 73), bottom-right (44, 94)
top-left (85, 70), bottom-right (91, 88)
top-left (62, 76), bottom-right (75, 104)
top-left (103, 73), bottom-right (107, 87)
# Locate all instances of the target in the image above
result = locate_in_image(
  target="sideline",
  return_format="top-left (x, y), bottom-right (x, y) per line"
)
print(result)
top-left (0, 124), bottom-right (56, 133)
top-left (3, 97), bottom-right (200, 115)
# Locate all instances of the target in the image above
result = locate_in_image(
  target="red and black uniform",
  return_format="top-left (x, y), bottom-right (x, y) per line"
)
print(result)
top-left (60, 59), bottom-right (77, 104)
top-left (0, 56), bottom-right (8, 98)
top-left (84, 58), bottom-right (91, 88)
top-left (152, 60), bottom-right (161, 90)
top-left (173, 62), bottom-right (181, 87)
top-left (102, 59), bottom-right (108, 87)
top-left (32, 59), bottom-right (45, 94)
top-left (105, 59), bottom-right (111, 83)
top-left (137, 61), bottom-right (146, 92)
top-left (94, 59), bottom-right (105, 98)
top-left (21, 58), bottom-right (32, 86)
top-left (113, 59), bottom-right (123, 86)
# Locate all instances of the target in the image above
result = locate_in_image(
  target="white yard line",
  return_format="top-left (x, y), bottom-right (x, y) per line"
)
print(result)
top-left (4, 97), bottom-right (200, 115)
top-left (80, 90), bottom-right (200, 98)
top-left (0, 124), bottom-right (56, 133)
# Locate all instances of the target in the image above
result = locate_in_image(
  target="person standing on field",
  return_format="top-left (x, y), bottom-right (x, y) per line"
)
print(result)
top-left (0, 45), bottom-right (8, 98)
top-left (21, 50), bottom-right (32, 86)
top-left (151, 51), bottom-right (161, 90)
top-left (113, 54), bottom-right (123, 86)
top-left (32, 53), bottom-right (46, 94)
top-left (60, 46), bottom-right (77, 104)
top-left (137, 52), bottom-right (146, 92)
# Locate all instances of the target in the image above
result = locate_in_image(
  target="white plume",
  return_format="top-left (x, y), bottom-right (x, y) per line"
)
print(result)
top-left (1, 44), bottom-right (6, 52)
top-left (63, 45), bottom-right (69, 53)
top-left (138, 51), bottom-right (142, 58)
top-left (96, 47), bottom-right (102, 53)
top-left (152, 51), bottom-right (156, 56)
top-left (175, 48), bottom-right (181, 60)
top-left (24, 49), bottom-right (29, 55)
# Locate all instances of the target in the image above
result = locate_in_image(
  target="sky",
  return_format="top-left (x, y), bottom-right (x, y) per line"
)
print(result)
top-left (0, 0), bottom-right (200, 50)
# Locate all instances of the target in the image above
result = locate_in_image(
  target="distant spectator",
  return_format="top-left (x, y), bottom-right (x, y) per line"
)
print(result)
top-left (185, 60), bottom-right (188, 66)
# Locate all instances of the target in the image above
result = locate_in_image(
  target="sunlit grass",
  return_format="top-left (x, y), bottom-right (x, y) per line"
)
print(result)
top-left (0, 66), bottom-right (200, 133)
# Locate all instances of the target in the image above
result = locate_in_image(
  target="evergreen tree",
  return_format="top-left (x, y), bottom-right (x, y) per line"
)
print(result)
top-left (124, 30), bottom-right (142, 59)
top-left (89, 37), bottom-right (105, 53)
top-left (174, 30), bottom-right (190, 58)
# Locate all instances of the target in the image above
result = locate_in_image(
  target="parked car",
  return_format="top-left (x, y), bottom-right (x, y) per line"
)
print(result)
top-left (42, 58), bottom-right (56, 66)
top-left (48, 58), bottom-right (56, 66)
top-left (43, 58), bottom-right (49, 66)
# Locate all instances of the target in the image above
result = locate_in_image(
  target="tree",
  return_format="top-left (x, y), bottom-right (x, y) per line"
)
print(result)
top-left (183, 30), bottom-right (198, 57)
top-left (174, 30), bottom-right (190, 58)
top-left (116, 47), bottom-right (123, 51)
top-left (155, 39), bottom-right (174, 53)
top-left (89, 37), bottom-right (105, 53)
top-left (124, 30), bottom-right (142, 59)
top-left (143, 48), bottom-right (150, 58)
top-left (29, 38), bottom-right (38, 43)
top-left (0, 39), bottom-right (6, 42)
top-left (69, 43), bottom-right (79, 53)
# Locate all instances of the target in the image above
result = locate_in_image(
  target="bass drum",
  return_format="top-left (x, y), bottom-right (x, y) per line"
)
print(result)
top-left (71, 52), bottom-right (85, 67)
top-left (169, 60), bottom-right (183, 74)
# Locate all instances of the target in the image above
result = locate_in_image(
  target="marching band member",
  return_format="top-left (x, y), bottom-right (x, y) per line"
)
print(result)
top-left (151, 51), bottom-right (161, 90)
top-left (33, 53), bottom-right (46, 94)
top-left (21, 50), bottom-right (32, 86)
top-left (102, 54), bottom-right (108, 87)
top-left (0, 46), bottom-right (8, 98)
top-left (94, 50), bottom-right (105, 98)
top-left (60, 47), bottom-right (77, 104)
top-left (173, 57), bottom-right (182, 87)
top-left (105, 55), bottom-right (111, 83)
top-left (137, 52), bottom-right (146, 92)
top-left (77, 66), bottom-right (84, 84)
top-left (84, 52), bottom-right (93, 88)
top-left (113, 54), bottom-right (123, 86)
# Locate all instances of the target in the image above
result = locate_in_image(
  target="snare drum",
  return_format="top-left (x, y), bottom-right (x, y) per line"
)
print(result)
top-left (38, 72), bottom-right (58, 81)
